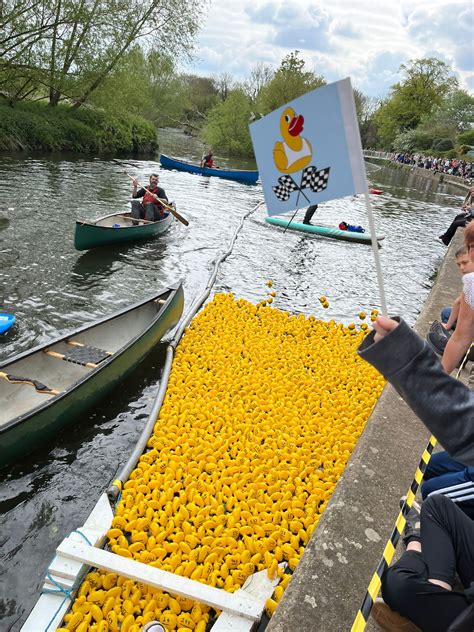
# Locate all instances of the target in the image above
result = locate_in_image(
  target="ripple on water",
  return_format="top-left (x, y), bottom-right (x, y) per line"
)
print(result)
top-left (0, 138), bottom-right (466, 629)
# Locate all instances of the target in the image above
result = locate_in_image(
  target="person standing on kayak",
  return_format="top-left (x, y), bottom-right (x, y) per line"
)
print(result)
top-left (131, 173), bottom-right (168, 222)
top-left (303, 204), bottom-right (318, 225)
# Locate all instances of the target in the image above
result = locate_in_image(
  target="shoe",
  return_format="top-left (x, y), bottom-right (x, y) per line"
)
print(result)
top-left (399, 496), bottom-right (421, 546)
top-left (372, 598), bottom-right (421, 631)
top-left (302, 221), bottom-right (312, 225)
top-left (426, 320), bottom-right (451, 355)
top-left (437, 235), bottom-right (447, 245)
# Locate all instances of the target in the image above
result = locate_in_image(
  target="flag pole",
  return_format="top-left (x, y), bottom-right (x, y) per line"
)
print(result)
top-left (283, 172), bottom-right (310, 233)
top-left (283, 190), bottom-right (301, 233)
top-left (363, 191), bottom-right (388, 317)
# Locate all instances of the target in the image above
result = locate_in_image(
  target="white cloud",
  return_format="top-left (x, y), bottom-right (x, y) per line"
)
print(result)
top-left (191, 0), bottom-right (473, 96)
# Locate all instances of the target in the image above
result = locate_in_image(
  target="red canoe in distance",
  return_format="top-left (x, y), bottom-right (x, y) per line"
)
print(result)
top-left (369, 188), bottom-right (383, 195)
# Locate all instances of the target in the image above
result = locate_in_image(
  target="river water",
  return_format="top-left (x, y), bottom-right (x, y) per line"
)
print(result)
top-left (0, 128), bottom-right (465, 629)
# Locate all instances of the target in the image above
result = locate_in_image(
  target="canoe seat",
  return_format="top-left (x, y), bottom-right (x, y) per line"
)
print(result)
top-left (0, 371), bottom-right (59, 395)
top-left (62, 344), bottom-right (111, 367)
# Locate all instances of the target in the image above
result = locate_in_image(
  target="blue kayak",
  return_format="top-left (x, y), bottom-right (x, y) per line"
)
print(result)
top-left (0, 313), bottom-right (15, 334)
top-left (160, 154), bottom-right (259, 184)
top-left (265, 216), bottom-right (385, 245)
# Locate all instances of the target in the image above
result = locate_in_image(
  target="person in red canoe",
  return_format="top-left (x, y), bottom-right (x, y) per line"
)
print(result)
top-left (200, 151), bottom-right (216, 168)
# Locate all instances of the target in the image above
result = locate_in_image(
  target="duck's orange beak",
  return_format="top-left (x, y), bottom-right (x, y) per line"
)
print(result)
top-left (288, 114), bottom-right (304, 136)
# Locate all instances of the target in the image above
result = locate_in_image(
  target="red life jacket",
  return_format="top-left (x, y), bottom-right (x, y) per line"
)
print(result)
top-left (142, 186), bottom-right (161, 206)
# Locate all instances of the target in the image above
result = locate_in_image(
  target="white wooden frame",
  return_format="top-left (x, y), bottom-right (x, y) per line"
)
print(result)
top-left (22, 493), bottom-right (283, 631)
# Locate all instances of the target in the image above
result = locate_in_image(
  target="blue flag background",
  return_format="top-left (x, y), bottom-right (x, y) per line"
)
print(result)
top-left (249, 78), bottom-right (368, 216)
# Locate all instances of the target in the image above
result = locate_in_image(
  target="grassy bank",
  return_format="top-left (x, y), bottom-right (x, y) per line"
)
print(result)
top-left (0, 100), bottom-right (158, 154)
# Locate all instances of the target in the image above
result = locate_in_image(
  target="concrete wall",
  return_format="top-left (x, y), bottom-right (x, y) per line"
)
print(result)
top-left (267, 230), bottom-right (466, 632)
top-left (364, 154), bottom-right (470, 193)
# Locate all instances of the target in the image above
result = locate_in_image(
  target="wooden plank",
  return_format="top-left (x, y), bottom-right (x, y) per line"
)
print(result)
top-left (57, 539), bottom-right (262, 620)
top-left (66, 340), bottom-right (113, 356)
top-left (21, 494), bottom-right (113, 632)
top-left (212, 565), bottom-right (285, 631)
top-left (115, 214), bottom-right (156, 224)
top-left (44, 349), bottom-right (98, 369)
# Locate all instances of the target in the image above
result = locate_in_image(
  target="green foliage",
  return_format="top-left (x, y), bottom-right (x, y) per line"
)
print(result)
top-left (0, 99), bottom-right (157, 153)
top-left (374, 57), bottom-right (456, 147)
top-left (420, 90), bottom-right (474, 134)
top-left (412, 131), bottom-right (434, 150)
top-left (432, 138), bottom-right (454, 151)
top-left (202, 89), bottom-right (254, 155)
top-left (459, 130), bottom-right (474, 145)
top-left (256, 51), bottom-right (325, 114)
top-left (392, 130), bottom-right (418, 152)
top-left (1, 0), bottom-right (206, 108)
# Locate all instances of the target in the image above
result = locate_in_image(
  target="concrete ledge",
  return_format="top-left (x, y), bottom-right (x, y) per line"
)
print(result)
top-left (364, 155), bottom-right (470, 193)
top-left (267, 231), bottom-right (466, 632)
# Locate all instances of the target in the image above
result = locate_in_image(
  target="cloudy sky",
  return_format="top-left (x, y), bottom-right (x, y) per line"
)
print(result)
top-left (190, 0), bottom-right (473, 97)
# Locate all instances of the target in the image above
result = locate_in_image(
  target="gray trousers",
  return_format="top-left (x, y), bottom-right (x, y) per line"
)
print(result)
top-left (131, 200), bottom-right (157, 221)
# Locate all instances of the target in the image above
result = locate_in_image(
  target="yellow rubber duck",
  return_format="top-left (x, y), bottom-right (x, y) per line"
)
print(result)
top-left (273, 107), bottom-right (312, 174)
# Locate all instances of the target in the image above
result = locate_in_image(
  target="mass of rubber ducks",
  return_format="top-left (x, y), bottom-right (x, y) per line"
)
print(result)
top-left (62, 291), bottom-right (385, 631)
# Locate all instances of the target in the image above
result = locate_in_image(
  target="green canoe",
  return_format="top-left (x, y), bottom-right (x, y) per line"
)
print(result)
top-left (74, 210), bottom-right (172, 251)
top-left (0, 282), bottom-right (184, 466)
top-left (265, 216), bottom-right (385, 245)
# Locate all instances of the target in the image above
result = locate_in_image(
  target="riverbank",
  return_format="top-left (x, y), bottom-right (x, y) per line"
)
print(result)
top-left (0, 99), bottom-right (157, 154)
top-left (267, 227), bottom-right (468, 631)
top-left (0, 151), bottom-right (465, 630)
top-left (364, 152), bottom-right (471, 193)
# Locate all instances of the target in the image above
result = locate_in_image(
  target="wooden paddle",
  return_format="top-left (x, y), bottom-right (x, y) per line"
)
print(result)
top-left (124, 172), bottom-right (189, 227)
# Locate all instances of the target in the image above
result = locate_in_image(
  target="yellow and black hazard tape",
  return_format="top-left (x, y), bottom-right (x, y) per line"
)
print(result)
top-left (351, 434), bottom-right (437, 632)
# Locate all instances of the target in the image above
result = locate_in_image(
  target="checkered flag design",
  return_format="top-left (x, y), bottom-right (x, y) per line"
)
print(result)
top-left (272, 175), bottom-right (299, 201)
top-left (301, 166), bottom-right (330, 192)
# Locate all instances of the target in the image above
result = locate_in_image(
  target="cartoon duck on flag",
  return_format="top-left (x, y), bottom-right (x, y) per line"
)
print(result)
top-left (249, 78), bottom-right (369, 216)
top-left (273, 107), bottom-right (312, 174)
top-left (271, 107), bottom-right (330, 204)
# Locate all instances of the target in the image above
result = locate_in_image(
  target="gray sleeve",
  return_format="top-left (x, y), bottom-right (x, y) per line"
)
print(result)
top-left (358, 318), bottom-right (474, 466)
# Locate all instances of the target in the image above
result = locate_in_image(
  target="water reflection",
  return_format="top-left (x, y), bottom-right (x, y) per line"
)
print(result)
top-left (0, 135), bottom-right (468, 631)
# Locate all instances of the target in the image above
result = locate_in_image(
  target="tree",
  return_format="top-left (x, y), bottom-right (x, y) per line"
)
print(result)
top-left (213, 72), bottom-right (235, 102)
top-left (257, 51), bottom-right (325, 115)
top-left (243, 62), bottom-right (274, 103)
top-left (0, 0), bottom-right (207, 108)
top-left (419, 89), bottom-right (474, 136)
top-left (374, 58), bottom-right (457, 148)
top-left (353, 89), bottom-right (381, 148)
top-left (202, 89), bottom-right (254, 155)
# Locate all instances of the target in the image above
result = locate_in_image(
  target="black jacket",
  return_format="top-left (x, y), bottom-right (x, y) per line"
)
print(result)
top-left (358, 318), bottom-right (474, 467)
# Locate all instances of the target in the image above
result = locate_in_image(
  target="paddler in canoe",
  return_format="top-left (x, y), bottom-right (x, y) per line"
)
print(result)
top-left (131, 173), bottom-right (169, 222)
top-left (200, 150), bottom-right (218, 169)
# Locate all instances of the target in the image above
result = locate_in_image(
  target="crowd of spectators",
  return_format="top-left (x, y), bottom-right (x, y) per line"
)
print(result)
top-left (391, 153), bottom-right (473, 181)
